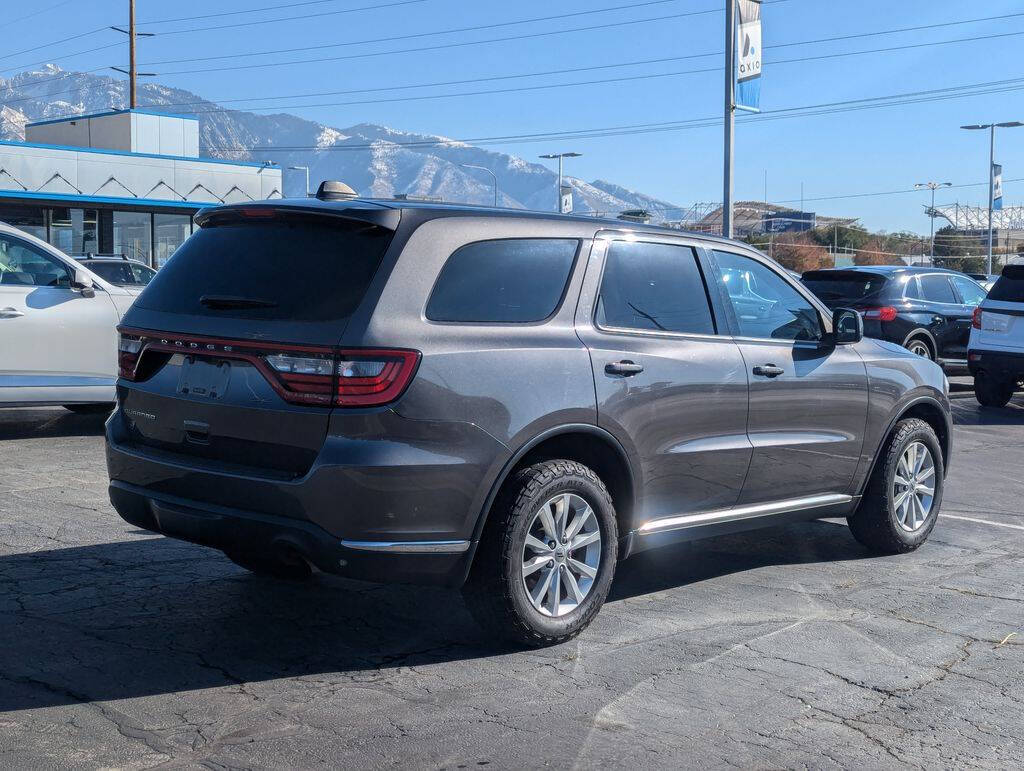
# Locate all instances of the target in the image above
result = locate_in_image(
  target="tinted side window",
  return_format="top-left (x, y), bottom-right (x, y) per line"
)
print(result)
top-left (596, 241), bottom-right (715, 335)
top-left (713, 250), bottom-right (822, 341)
top-left (0, 236), bottom-right (72, 287)
top-left (950, 275), bottom-right (986, 306)
top-left (919, 274), bottom-right (957, 304)
top-left (426, 239), bottom-right (578, 323)
top-left (903, 276), bottom-right (921, 299)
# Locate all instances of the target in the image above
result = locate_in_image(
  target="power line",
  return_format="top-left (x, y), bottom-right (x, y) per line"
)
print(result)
top-left (141, 0), bottom-right (725, 67)
top-left (0, 27), bottom-right (111, 65)
top-left (143, 0), bottom-right (387, 26)
top-left (2, 0), bottom-right (78, 29)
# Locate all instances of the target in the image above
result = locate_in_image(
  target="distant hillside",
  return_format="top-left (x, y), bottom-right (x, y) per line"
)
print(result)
top-left (0, 65), bottom-right (684, 221)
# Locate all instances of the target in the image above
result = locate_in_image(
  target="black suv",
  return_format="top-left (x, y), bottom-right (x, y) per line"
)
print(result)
top-left (801, 266), bottom-right (987, 369)
top-left (106, 192), bottom-right (952, 645)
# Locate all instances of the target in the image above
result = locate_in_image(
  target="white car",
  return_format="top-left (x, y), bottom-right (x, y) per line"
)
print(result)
top-left (0, 221), bottom-right (137, 411)
top-left (968, 264), bottom-right (1024, 407)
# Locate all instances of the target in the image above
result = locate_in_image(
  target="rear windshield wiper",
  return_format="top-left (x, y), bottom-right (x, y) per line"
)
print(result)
top-left (199, 294), bottom-right (279, 310)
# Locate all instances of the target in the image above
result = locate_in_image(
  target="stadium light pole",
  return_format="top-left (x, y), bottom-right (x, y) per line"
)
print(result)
top-left (914, 182), bottom-right (953, 262)
top-left (289, 165), bottom-right (310, 196)
top-left (539, 152), bottom-right (582, 212)
top-left (961, 121), bottom-right (1023, 274)
top-left (461, 164), bottom-right (498, 207)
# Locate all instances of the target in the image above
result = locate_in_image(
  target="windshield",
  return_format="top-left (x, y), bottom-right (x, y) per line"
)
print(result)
top-left (134, 215), bottom-right (393, 321)
top-left (801, 272), bottom-right (888, 302)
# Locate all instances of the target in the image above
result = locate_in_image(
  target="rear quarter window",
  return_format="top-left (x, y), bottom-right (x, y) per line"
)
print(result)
top-left (425, 238), bottom-right (579, 323)
top-left (988, 266), bottom-right (1024, 303)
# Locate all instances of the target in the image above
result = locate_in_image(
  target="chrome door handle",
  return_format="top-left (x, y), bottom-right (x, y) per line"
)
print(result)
top-left (0, 307), bottom-right (24, 318)
top-left (752, 364), bottom-right (785, 378)
top-left (605, 361), bottom-right (644, 376)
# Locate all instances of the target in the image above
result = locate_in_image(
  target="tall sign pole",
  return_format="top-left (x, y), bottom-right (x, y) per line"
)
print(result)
top-left (129, 0), bottom-right (137, 108)
top-left (987, 125), bottom-right (996, 275)
top-left (722, 0), bottom-right (736, 239)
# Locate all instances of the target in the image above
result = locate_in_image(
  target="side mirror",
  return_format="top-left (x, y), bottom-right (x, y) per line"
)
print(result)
top-left (831, 307), bottom-right (863, 345)
top-left (71, 268), bottom-right (96, 298)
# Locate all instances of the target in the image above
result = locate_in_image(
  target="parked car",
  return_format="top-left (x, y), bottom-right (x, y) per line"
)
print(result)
top-left (105, 192), bottom-right (952, 646)
top-left (966, 273), bottom-right (999, 292)
top-left (75, 254), bottom-right (156, 292)
top-left (0, 221), bottom-right (136, 411)
top-left (968, 264), bottom-right (1024, 407)
top-left (801, 266), bottom-right (988, 370)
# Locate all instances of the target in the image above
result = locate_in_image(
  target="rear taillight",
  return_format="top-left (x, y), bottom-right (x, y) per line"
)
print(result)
top-left (972, 307), bottom-right (984, 330)
top-left (335, 350), bottom-right (420, 406)
top-left (862, 306), bottom-right (898, 322)
top-left (118, 332), bottom-right (143, 380)
top-left (116, 328), bottom-right (420, 408)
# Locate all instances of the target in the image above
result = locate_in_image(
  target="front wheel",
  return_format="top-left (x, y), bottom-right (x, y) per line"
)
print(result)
top-left (463, 460), bottom-right (618, 647)
top-left (974, 370), bottom-right (1014, 408)
top-left (848, 418), bottom-right (944, 554)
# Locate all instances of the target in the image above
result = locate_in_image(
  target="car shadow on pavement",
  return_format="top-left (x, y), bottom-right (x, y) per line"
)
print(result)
top-left (0, 520), bottom-right (868, 713)
top-left (950, 397), bottom-right (1024, 426)
top-left (0, 408), bottom-right (108, 440)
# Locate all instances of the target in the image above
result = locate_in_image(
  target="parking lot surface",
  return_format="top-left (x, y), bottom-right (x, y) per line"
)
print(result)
top-left (1, 386), bottom-right (1022, 769)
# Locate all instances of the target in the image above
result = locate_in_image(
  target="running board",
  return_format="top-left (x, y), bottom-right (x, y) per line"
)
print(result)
top-left (636, 493), bottom-right (854, 536)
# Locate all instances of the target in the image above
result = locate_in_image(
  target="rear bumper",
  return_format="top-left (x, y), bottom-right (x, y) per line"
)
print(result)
top-left (105, 405), bottom-right (510, 586)
top-left (967, 348), bottom-right (1024, 379)
top-left (109, 481), bottom-right (474, 586)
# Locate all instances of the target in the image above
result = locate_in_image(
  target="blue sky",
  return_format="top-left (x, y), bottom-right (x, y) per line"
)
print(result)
top-left (4, 0), bottom-right (1024, 232)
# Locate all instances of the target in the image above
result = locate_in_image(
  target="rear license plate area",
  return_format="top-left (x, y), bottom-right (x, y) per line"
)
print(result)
top-left (177, 357), bottom-right (231, 399)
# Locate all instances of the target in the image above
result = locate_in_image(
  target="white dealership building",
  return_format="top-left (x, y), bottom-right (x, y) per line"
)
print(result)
top-left (0, 109), bottom-right (282, 266)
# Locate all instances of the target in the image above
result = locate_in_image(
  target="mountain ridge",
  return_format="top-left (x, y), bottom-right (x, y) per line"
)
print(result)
top-left (0, 66), bottom-right (684, 220)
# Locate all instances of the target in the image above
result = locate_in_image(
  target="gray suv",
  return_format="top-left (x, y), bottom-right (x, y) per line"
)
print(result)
top-left (106, 190), bottom-right (952, 646)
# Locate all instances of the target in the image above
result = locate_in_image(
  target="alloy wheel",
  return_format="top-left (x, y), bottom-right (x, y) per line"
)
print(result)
top-left (892, 441), bottom-right (936, 532)
top-left (521, 493), bottom-right (602, 617)
top-left (907, 340), bottom-right (932, 359)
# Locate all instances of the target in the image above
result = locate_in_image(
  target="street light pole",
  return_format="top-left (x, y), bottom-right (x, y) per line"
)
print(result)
top-left (961, 121), bottom-right (1023, 274)
top-left (914, 181), bottom-right (953, 262)
top-left (289, 165), bottom-right (310, 196)
top-left (723, 0), bottom-right (736, 239)
top-left (460, 164), bottom-right (498, 207)
top-left (539, 152), bottom-right (582, 213)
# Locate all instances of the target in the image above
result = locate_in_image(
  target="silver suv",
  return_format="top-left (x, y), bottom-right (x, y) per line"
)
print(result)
top-left (106, 191), bottom-right (952, 646)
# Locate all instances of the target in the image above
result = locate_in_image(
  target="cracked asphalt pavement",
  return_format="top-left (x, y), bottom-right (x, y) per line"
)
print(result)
top-left (1, 385), bottom-right (1022, 768)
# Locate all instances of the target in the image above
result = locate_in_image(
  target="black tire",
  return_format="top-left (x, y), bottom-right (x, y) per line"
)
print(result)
top-left (848, 418), bottom-right (944, 554)
top-left (974, 370), bottom-right (1014, 408)
top-left (904, 335), bottom-right (934, 361)
top-left (63, 403), bottom-right (115, 415)
top-left (463, 459), bottom-right (618, 647)
top-left (224, 550), bottom-right (312, 580)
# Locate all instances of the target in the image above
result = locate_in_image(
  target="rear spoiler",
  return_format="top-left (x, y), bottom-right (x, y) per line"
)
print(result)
top-left (194, 203), bottom-right (401, 231)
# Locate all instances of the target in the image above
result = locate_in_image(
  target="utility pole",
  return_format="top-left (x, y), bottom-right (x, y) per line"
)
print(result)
top-left (722, 0), bottom-right (736, 239)
top-left (914, 182), bottom-right (952, 263)
top-left (539, 152), bottom-right (581, 213)
top-left (111, 1), bottom-right (154, 108)
top-left (961, 121), bottom-right (1023, 274)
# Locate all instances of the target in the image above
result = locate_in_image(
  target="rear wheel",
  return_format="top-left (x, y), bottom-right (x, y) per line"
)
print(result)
top-left (463, 459), bottom-right (617, 647)
top-left (848, 418), bottom-right (943, 554)
top-left (224, 550), bottom-right (312, 580)
top-left (974, 370), bottom-right (1014, 408)
top-left (905, 336), bottom-right (934, 361)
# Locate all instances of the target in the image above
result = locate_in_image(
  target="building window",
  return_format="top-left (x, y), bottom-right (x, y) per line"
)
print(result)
top-left (0, 205), bottom-right (46, 241)
top-left (153, 213), bottom-right (192, 268)
top-left (49, 208), bottom-right (99, 255)
top-left (111, 210), bottom-right (153, 265)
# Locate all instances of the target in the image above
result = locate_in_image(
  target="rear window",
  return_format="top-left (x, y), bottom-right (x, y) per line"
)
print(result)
top-left (426, 239), bottom-right (579, 323)
top-left (135, 217), bottom-right (391, 321)
top-left (988, 265), bottom-right (1024, 303)
top-left (801, 272), bottom-right (887, 302)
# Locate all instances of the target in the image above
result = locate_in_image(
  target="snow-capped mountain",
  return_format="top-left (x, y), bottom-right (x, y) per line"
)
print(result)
top-left (0, 66), bottom-right (683, 220)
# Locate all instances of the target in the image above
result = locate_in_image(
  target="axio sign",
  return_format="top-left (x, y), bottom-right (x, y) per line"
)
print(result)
top-left (736, 0), bottom-right (762, 112)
